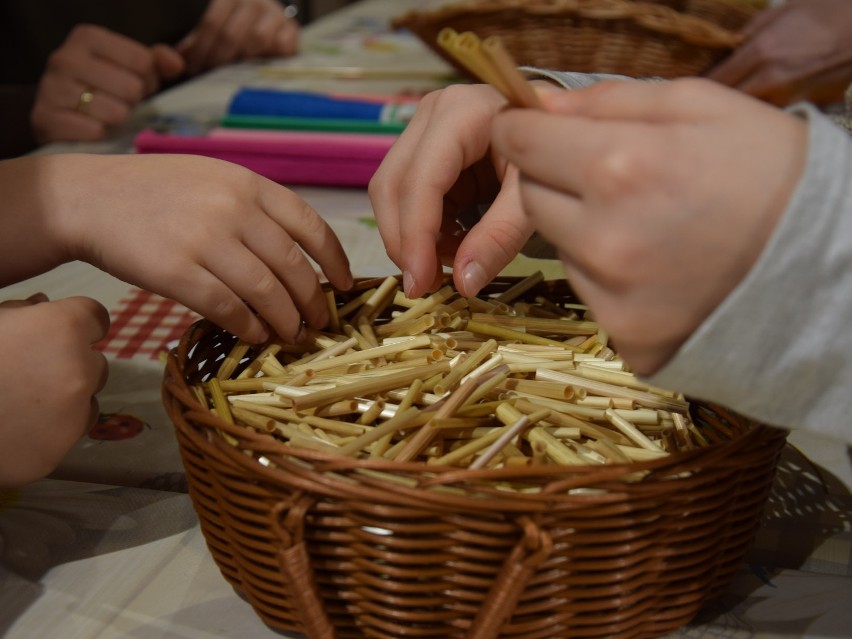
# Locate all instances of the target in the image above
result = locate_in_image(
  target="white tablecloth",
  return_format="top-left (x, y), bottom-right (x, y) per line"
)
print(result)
top-left (2, 1), bottom-right (851, 636)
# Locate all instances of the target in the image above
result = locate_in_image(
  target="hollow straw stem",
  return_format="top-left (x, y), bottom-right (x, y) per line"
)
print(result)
top-left (394, 376), bottom-right (482, 462)
top-left (291, 361), bottom-right (450, 410)
top-left (288, 334), bottom-right (432, 375)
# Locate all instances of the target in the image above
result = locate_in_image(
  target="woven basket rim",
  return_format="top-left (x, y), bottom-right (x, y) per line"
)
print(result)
top-left (392, 0), bottom-right (745, 49)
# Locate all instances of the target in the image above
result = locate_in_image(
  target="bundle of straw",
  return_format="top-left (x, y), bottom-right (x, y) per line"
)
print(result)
top-left (189, 272), bottom-right (732, 477)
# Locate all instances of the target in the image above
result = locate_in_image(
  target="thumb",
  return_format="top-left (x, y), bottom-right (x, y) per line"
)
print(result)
top-left (0, 293), bottom-right (50, 309)
top-left (152, 44), bottom-right (186, 79)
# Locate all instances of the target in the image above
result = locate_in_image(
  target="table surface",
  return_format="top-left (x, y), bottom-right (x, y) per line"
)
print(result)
top-left (1, 1), bottom-right (851, 637)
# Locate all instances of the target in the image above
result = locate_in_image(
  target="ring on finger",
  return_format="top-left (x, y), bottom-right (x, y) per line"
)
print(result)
top-left (76, 89), bottom-right (95, 114)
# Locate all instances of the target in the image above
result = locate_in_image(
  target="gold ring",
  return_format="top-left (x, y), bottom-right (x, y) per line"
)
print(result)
top-left (76, 89), bottom-right (95, 113)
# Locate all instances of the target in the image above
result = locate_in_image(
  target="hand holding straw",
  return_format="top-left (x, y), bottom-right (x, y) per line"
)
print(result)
top-left (437, 28), bottom-right (543, 109)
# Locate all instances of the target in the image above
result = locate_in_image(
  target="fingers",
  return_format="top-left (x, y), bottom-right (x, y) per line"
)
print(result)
top-left (0, 297), bottom-right (110, 486)
top-left (539, 77), bottom-right (745, 123)
top-left (492, 107), bottom-right (635, 201)
top-left (238, 193), bottom-right (351, 339)
top-left (369, 84), bottom-right (507, 299)
top-left (207, 1), bottom-right (261, 66)
top-left (452, 168), bottom-right (536, 297)
top-left (152, 44), bottom-right (186, 79)
top-left (59, 296), bottom-right (111, 346)
top-left (257, 188), bottom-right (353, 293)
top-left (31, 24), bottom-right (164, 144)
top-left (62, 25), bottom-right (160, 97)
top-left (177, 0), bottom-right (298, 74)
top-left (704, 48), bottom-right (762, 90)
top-left (167, 185), bottom-right (351, 345)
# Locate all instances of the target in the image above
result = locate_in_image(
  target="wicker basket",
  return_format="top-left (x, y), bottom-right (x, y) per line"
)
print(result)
top-left (644, 0), bottom-right (763, 31)
top-left (392, 0), bottom-right (748, 80)
top-left (162, 277), bottom-right (787, 639)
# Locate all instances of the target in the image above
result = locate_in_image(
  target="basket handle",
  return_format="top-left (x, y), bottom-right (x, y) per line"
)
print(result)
top-left (272, 496), bottom-right (336, 639)
top-left (466, 515), bottom-right (553, 639)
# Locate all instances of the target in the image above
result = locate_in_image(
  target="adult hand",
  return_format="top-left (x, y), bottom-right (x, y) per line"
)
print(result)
top-left (706, 0), bottom-right (852, 105)
top-left (369, 83), bottom-right (534, 299)
top-left (31, 24), bottom-right (184, 145)
top-left (0, 295), bottom-right (109, 487)
top-left (34, 154), bottom-right (350, 344)
top-left (491, 78), bottom-right (808, 373)
top-left (177, 0), bottom-right (299, 75)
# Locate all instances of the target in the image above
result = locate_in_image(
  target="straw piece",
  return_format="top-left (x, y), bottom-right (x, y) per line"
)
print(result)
top-left (501, 379), bottom-right (575, 401)
top-left (336, 406), bottom-right (422, 457)
top-left (230, 401), bottom-right (367, 436)
top-left (260, 354), bottom-right (288, 377)
top-left (237, 342), bottom-right (283, 379)
top-left (325, 289), bottom-right (340, 334)
top-left (385, 313), bottom-right (436, 338)
top-left (313, 399), bottom-right (361, 418)
top-left (207, 378), bottom-right (234, 424)
top-left (353, 275), bottom-right (399, 325)
top-left (388, 285), bottom-right (456, 325)
top-left (469, 415), bottom-right (531, 470)
top-left (357, 399), bottom-right (386, 425)
top-left (304, 336), bottom-right (358, 365)
top-left (536, 369), bottom-right (690, 412)
top-left (292, 361), bottom-right (450, 410)
top-left (525, 427), bottom-right (586, 465)
top-left (219, 376), bottom-right (290, 393)
top-left (494, 271), bottom-right (545, 303)
top-left (217, 340), bottom-right (250, 380)
top-left (605, 408), bottom-right (664, 452)
top-left (471, 313), bottom-right (598, 337)
top-left (356, 316), bottom-right (381, 348)
top-left (513, 398), bottom-right (631, 445)
top-left (289, 334), bottom-right (432, 375)
top-left (394, 376), bottom-right (481, 462)
top-left (462, 368), bottom-right (510, 407)
top-left (429, 423), bottom-right (506, 466)
top-left (336, 288), bottom-right (377, 319)
top-left (586, 438), bottom-right (633, 464)
top-left (438, 28), bottom-right (512, 98)
top-left (482, 35), bottom-right (544, 108)
top-left (466, 320), bottom-right (570, 348)
top-left (456, 30), bottom-right (515, 97)
top-left (337, 326), bottom-right (374, 361)
top-left (433, 338), bottom-right (498, 395)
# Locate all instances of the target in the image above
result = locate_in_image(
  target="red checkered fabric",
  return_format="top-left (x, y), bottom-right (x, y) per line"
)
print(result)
top-left (96, 287), bottom-right (199, 360)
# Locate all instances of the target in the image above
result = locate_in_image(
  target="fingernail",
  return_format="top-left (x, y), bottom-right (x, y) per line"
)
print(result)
top-left (402, 271), bottom-right (416, 298)
top-left (461, 261), bottom-right (487, 297)
top-left (27, 292), bottom-right (49, 303)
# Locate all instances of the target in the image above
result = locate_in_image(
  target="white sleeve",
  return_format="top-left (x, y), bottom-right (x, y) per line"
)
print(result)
top-left (647, 105), bottom-right (852, 444)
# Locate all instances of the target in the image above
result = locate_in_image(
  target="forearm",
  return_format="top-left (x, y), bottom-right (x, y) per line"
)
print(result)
top-left (648, 106), bottom-right (852, 442)
top-left (0, 155), bottom-right (78, 286)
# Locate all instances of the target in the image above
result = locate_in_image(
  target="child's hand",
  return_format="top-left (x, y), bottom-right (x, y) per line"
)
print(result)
top-left (491, 78), bottom-right (808, 373)
top-left (0, 295), bottom-right (109, 487)
top-left (369, 84), bottom-right (534, 299)
top-left (11, 154), bottom-right (353, 345)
